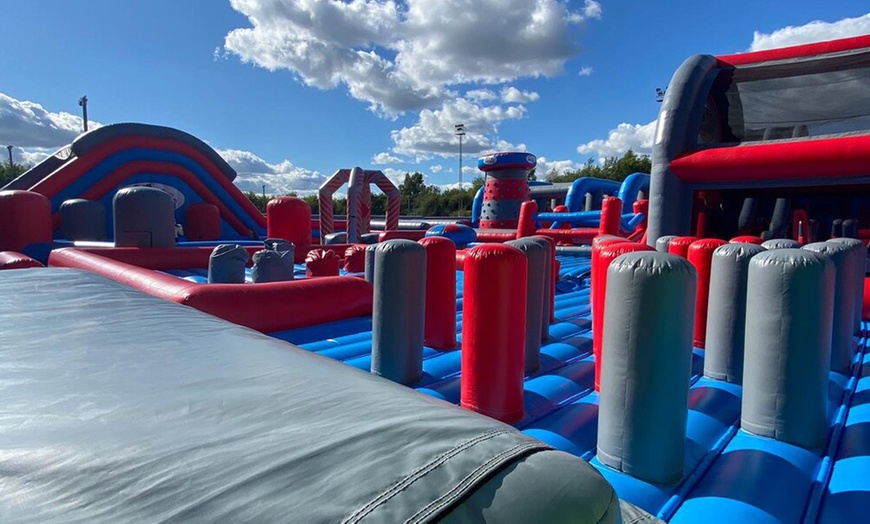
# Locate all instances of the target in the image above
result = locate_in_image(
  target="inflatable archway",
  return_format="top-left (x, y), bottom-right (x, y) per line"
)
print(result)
top-left (318, 167), bottom-right (400, 242)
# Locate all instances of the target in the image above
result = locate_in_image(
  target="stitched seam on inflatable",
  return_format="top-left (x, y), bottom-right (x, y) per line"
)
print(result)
top-left (406, 441), bottom-right (550, 524)
top-left (342, 429), bottom-right (510, 523)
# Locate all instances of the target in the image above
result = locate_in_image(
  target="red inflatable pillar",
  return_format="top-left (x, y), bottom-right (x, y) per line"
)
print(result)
top-left (687, 238), bottom-right (727, 349)
top-left (668, 236), bottom-right (698, 258)
top-left (599, 196), bottom-right (623, 236)
top-left (305, 248), bottom-right (340, 277)
top-left (343, 244), bottom-right (367, 273)
top-left (632, 199), bottom-right (649, 233)
top-left (0, 190), bottom-right (52, 252)
top-left (517, 200), bottom-right (538, 238)
top-left (267, 197), bottom-right (312, 263)
top-left (590, 236), bottom-right (629, 307)
top-left (420, 236), bottom-right (457, 350)
top-left (461, 244), bottom-right (527, 423)
top-left (593, 242), bottom-right (654, 391)
top-left (185, 202), bottom-right (221, 241)
top-left (729, 235), bottom-right (764, 245)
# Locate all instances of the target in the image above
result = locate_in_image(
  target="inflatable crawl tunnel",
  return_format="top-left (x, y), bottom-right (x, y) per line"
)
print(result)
top-left (2, 123), bottom-right (267, 241)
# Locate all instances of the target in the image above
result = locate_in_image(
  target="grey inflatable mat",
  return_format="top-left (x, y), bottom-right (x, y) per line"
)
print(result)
top-left (0, 268), bottom-right (619, 523)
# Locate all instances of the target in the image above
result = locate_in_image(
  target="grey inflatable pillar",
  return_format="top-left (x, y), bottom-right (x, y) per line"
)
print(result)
top-left (208, 244), bottom-right (250, 284)
top-left (655, 235), bottom-right (678, 253)
top-left (113, 187), bottom-right (176, 248)
top-left (742, 249), bottom-right (834, 450)
top-left (584, 192), bottom-right (594, 212)
top-left (704, 243), bottom-right (765, 384)
top-left (842, 219), bottom-right (859, 239)
top-left (531, 236), bottom-right (553, 342)
top-left (829, 237), bottom-right (867, 334)
top-left (265, 238), bottom-right (295, 254)
top-left (761, 238), bottom-right (801, 250)
top-left (597, 252), bottom-right (697, 485)
top-left (360, 233), bottom-right (380, 244)
top-left (364, 244), bottom-right (378, 284)
top-left (324, 232), bottom-right (347, 245)
top-left (507, 238), bottom-right (548, 374)
top-left (60, 199), bottom-right (106, 241)
top-left (371, 240), bottom-right (426, 385)
top-left (252, 249), bottom-right (295, 283)
top-left (803, 242), bottom-right (857, 373)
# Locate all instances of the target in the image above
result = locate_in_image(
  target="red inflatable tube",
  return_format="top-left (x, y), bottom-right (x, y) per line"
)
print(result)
top-left (533, 228), bottom-right (599, 244)
top-left (592, 242), bottom-right (654, 391)
top-left (185, 202), bottom-right (221, 241)
top-left (48, 248), bottom-right (372, 332)
top-left (590, 237), bottom-right (631, 307)
top-left (687, 238), bottom-right (728, 349)
top-left (267, 197), bottom-right (312, 263)
top-left (517, 201), bottom-right (538, 239)
top-left (455, 249), bottom-right (467, 271)
top-left (461, 244), bottom-right (527, 423)
top-left (306, 249), bottom-right (341, 277)
top-left (729, 235), bottom-right (764, 245)
top-left (599, 197), bottom-right (623, 236)
top-left (474, 231), bottom-right (518, 243)
top-left (75, 246), bottom-right (261, 270)
top-left (718, 34), bottom-right (870, 66)
top-left (379, 230), bottom-right (426, 242)
top-left (668, 236), bottom-right (698, 258)
top-left (0, 251), bottom-right (44, 269)
top-left (420, 237), bottom-right (457, 350)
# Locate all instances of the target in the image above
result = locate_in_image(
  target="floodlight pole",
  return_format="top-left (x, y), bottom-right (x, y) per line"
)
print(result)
top-left (454, 123), bottom-right (466, 217)
top-left (78, 96), bottom-right (89, 132)
top-left (6, 145), bottom-right (13, 166)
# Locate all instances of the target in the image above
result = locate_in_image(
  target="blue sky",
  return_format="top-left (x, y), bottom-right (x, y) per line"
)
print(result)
top-left (1, 1), bottom-right (869, 194)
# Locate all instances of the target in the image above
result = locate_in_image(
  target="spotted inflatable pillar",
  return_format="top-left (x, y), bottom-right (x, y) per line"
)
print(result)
top-left (478, 152), bottom-right (536, 229)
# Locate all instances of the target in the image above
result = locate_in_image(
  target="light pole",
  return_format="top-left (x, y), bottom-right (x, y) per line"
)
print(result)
top-left (6, 145), bottom-right (13, 166)
top-left (454, 123), bottom-right (465, 216)
top-left (78, 96), bottom-right (89, 132)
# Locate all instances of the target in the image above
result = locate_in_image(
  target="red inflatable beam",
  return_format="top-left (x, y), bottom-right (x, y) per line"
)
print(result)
top-left (75, 246), bottom-right (260, 270)
top-left (48, 248), bottom-right (372, 332)
top-left (717, 34), bottom-right (870, 66)
top-left (687, 238), bottom-right (727, 349)
top-left (420, 237), bottom-right (457, 350)
top-left (31, 135), bottom-right (266, 228)
top-left (668, 236), bottom-right (698, 258)
top-left (730, 235), bottom-right (764, 245)
top-left (592, 242), bottom-right (654, 391)
top-left (461, 244), bottom-right (527, 423)
top-left (0, 251), bottom-right (43, 269)
top-left (379, 230), bottom-right (426, 242)
top-left (474, 231), bottom-right (518, 243)
top-left (533, 228), bottom-right (599, 244)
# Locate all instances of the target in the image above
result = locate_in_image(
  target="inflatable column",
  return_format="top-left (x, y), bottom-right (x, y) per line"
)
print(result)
top-left (507, 238), bottom-right (548, 374)
top-left (60, 199), bottom-right (106, 241)
top-left (185, 202), bottom-right (220, 241)
top-left (687, 238), bottom-right (728, 349)
top-left (829, 237), bottom-right (868, 334)
top-left (364, 244), bottom-right (378, 284)
top-left (0, 190), bottom-right (52, 251)
top-left (208, 244), bottom-right (250, 284)
top-left (761, 238), bottom-right (801, 250)
top-left (597, 252), bottom-right (697, 485)
top-left (252, 249), bottom-right (294, 283)
top-left (667, 236), bottom-right (698, 258)
top-left (477, 152), bottom-right (536, 229)
top-left (531, 235), bottom-right (554, 342)
top-left (371, 240), bottom-right (427, 385)
top-left (419, 236), bottom-right (457, 350)
top-left (704, 243), bottom-right (765, 383)
top-left (113, 187), bottom-right (175, 248)
top-left (267, 197), bottom-right (311, 263)
top-left (742, 249), bottom-right (834, 450)
top-left (803, 242), bottom-right (857, 373)
top-left (655, 235), bottom-right (678, 253)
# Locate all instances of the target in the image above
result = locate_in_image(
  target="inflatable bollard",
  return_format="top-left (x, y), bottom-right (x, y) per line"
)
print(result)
top-left (742, 249), bottom-right (833, 450)
top-left (364, 244), bottom-right (378, 284)
top-left (208, 244), bottom-right (250, 284)
top-left (371, 240), bottom-right (426, 385)
top-left (704, 243), bottom-right (765, 383)
top-left (592, 242), bottom-right (654, 391)
top-left (729, 235), bottom-right (764, 245)
top-left (0, 190), bottom-right (52, 252)
top-left (803, 242), bottom-right (857, 373)
top-left (419, 237), bottom-right (456, 350)
top-left (517, 200), bottom-right (538, 238)
top-left (343, 244), bottom-right (367, 273)
top-left (267, 197), bottom-right (311, 263)
top-left (687, 238), bottom-right (728, 349)
top-left (761, 238), bottom-right (801, 250)
top-left (265, 238), bottom-right (294, 254)
top-left (842, 218), bottom-right (859, 239)
top-left (114, 187), bottom-right (176, 248)
top-left (531, 235), bottom-right (554, 341)
top-left (461, 244), bottom-right (527, 423)
top-left (599, 196), bottom-right (622, 236)
top-left (667, 236), bottom-right (698, 258)
top-left (831, 219), bottom-right (844, 239)
top-left (507, 238), bottom-right (548, 374)
top-left (184, 202), bottom-right (220, 241)
top-left (829, 237), bottom-right (868, 334)
top-left (597, 252), bottom-right (697, 485)
top-left (655, 235), bottom-right (678, 253)
top-left (590, 236), bottom-right (629, 307)
top-left (323, 232), bottom-right (347, 245)
top-left (306, 249), bottom-right (340, 277)
top-left (60, 199), bottom-right (106, 241)
top-left (252, 249), bottom-right (294, 283)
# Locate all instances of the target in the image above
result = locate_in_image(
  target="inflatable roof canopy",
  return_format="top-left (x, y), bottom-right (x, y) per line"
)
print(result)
top-left (649, 35), bottom-right (870, 243)
top-left (3, 123), bottom-right (267, 240)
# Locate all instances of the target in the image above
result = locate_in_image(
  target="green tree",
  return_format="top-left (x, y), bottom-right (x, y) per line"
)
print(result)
top-left (399, 172), bottom-right (427, 214)
top-left (0, 162), bottom-right (29, 186)
top-left (549, 149), bottom-right (651, 183)
top-left (528, 167), bottom-right (537, 181)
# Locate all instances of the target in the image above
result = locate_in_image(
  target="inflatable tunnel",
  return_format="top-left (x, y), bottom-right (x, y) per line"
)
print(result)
top-left (2, 123), bottom-right (267, 241)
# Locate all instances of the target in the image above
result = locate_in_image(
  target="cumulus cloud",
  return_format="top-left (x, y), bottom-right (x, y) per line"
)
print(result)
top-left (535, 156), bottom-right (584, 179)
top-left (219, 148), bottom-right (327, 195)
top-left (372, 151), bottom-right (402, 164)
top-left (749, 12), bottom-right (870, 51)
top-left (223, 0), bottom-right (600, 116)
top-left (576, 120), bottom-right (656, 161)
top-left (501, 87), bottom-right (540, 103)
top-left (466, 89), bottom-right (497, 103)
top-left (0, 93), bottom-right (100, 149)
top-left (430, 164), bottom-right (443, 173)
top-left (578, 66), bottom-right (593, 76)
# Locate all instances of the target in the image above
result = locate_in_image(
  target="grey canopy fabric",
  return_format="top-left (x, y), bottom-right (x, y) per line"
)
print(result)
top-left (0, 268), bottom-right (623, 523)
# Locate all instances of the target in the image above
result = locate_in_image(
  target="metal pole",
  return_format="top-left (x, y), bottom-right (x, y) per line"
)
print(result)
top-left (454, 123), bottom-right (465, 217)
top-left (6, 145), bottom-right (12, 165)
top-left (78, 96), bottom-right (89, 132)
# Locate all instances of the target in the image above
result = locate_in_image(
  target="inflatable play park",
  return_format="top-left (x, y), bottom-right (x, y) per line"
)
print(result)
top-left (1, 35), bottom-right (869, 523)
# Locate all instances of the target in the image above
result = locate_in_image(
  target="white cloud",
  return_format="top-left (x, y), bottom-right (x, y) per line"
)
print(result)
top-left (219, 148), bottom-right (327, 195)
top-left (749, 12), bottom-right (870, 51)
top-left (0, 93), bottom-right (101, 149)
top-left (466, 89), bottom-right (497, 102)
top-left (576, 120), bottom-right (656, 161)
top-left (578, 66), bottom-right (593, 76)
top-left (224, 0), bottom-right (599, 115)
top-left (430, 164), bottom-right (443, 173)
top-left (372, 151), bottom-right (402, 164)
top-left (501, 86), bottom-right (540, 103)
top-left (536, 156), bottom-right (584, 179)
